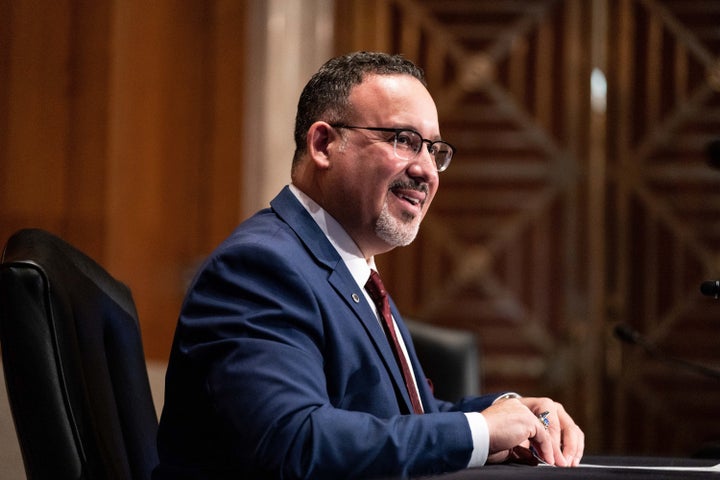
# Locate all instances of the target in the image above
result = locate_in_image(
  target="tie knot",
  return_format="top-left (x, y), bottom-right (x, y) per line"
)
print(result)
top-left (364, 269), bottom-right (387, 303)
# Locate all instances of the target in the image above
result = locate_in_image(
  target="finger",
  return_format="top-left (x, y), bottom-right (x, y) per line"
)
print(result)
top-left (554, 404), bottom-right (585, 466)
top-left (544, 409), bottom-right (568, 467)
top-left (551, 438), bottom-right (568, 467)
top-left (530, 422), bottom-right (555, 465)
top-left (487, 449), bottom-right (512, 464)
top-left (561, 423), bottom-right (585, 466)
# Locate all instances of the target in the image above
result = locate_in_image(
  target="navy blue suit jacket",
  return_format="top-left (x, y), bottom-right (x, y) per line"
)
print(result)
top-left (154, 186), bottom-right (499, 479)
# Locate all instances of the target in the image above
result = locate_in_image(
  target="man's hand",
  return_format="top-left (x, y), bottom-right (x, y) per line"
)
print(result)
top-left (518, 397), bottom-right (584, 466)
top-left (482, 396), bottom-right (585, 467)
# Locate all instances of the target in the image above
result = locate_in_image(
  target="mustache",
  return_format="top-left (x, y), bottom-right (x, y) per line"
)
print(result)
top-left (389, 179), bottom-right (429, 194)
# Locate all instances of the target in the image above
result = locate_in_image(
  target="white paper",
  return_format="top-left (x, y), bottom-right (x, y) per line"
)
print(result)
top-left (574, 462), bottom-right (720, 473)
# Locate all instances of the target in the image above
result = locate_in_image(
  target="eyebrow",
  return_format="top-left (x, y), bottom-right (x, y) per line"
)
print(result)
top-left (395, 125), bottom-right (443, 142)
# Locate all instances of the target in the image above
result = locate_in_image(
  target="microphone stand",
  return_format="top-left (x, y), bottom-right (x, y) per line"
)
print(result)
top-left (614, 324), bottom-right (720, 381)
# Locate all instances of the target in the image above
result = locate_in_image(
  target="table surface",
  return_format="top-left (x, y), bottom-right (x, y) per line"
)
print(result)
top-left (414, 456), bottom-right (720, 479)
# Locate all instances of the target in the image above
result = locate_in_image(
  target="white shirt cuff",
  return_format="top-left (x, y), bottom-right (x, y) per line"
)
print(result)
top-left (463, 412), bottom-right (489, 467)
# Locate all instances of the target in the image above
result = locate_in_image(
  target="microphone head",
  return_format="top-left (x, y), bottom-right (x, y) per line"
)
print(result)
top-left (700, 280), bottom-right (720, 297)
top-left (613, 323), bottom-right (641, 345)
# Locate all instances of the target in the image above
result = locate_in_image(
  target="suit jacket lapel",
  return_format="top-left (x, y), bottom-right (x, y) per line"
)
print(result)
top-left (326, 268), bottom-right (414, 413)
top-left (270, 187), bottom-right (414, 413)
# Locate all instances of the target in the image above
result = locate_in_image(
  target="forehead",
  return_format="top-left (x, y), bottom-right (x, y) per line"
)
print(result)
top-left (349, 74), bottom-right (439, 131)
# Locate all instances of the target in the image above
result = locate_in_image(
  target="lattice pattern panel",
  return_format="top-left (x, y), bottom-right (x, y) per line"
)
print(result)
top-left (607, 0), bottom-right (720, 456)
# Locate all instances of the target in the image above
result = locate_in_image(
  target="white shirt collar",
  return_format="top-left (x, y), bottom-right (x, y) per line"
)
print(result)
top-left (288, 184), bottom-right (376, 290)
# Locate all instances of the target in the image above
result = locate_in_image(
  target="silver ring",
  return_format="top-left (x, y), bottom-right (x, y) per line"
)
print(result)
top-left (538, 411), bottom-right (550, 430)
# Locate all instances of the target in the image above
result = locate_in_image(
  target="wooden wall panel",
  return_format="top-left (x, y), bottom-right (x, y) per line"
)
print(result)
top-left (107, 1), bottom-right (207, 360)
top-left (606, 0), bottom-right (720, 456)
top-left (0, 1), bottom-right (246, 361)
top-left (1, 0), bottom-right (78, 244)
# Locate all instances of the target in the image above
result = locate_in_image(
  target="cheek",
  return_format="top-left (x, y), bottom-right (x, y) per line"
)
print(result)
top-left (424, 184), bottom-right (439, 208)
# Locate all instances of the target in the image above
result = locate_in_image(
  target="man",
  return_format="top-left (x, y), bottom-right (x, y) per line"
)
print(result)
top-left (154, 51), bottom-right (584, 479)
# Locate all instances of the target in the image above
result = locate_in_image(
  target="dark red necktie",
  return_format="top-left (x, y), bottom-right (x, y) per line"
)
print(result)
top-left (365, 269), bottom-right (423, 414)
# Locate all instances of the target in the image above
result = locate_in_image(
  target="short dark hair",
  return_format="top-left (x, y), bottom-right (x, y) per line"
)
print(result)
top-left (292, 51), bottom-right (426, 167)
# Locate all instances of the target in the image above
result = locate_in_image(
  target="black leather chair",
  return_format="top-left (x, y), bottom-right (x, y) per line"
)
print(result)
top-left (0, 229), bottom-right (158, 480)
top-left (405, 319), bottom-right (481, 402)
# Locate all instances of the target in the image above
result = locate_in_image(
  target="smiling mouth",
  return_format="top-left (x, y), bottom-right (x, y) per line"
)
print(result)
top-left (390, 181), bottom-right (428, 208)
top-left (396, 192), bottom-right (421, 206)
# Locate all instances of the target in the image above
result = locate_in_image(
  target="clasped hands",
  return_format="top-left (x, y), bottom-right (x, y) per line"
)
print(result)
top-left (483, 396), bottom-right (585, 467)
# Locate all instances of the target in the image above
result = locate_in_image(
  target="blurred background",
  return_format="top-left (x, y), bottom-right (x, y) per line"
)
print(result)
top-left (2, 0), bottom-right (720, 474)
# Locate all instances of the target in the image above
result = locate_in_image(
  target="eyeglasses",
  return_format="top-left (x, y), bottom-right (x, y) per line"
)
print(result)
top-left (331, 125), bottom-right (454, 172)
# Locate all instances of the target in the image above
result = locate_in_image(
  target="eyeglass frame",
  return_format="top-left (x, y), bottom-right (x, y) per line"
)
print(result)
top-left (330, 125), bottom-right (455, 172)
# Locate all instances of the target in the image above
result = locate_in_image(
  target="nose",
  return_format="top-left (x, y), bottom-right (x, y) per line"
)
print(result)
top-left (406, 147), bottom-right (438, 183)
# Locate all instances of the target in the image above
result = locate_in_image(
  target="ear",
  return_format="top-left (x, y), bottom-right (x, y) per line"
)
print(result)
top-left (307, 122), bottom-right (335, 169)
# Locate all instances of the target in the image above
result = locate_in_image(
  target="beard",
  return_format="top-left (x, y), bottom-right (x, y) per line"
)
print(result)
top-left (374, 199), bottom-right (422, 247)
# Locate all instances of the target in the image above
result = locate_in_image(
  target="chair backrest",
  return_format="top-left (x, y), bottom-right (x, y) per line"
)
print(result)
top-left (0, 229), bottom-right (158, 480)
top-left (405, 319), bottom-right (481, 402)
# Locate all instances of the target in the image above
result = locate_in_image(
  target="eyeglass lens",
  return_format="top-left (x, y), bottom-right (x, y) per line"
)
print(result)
top-left (393, 130), bottom-right (453, 172)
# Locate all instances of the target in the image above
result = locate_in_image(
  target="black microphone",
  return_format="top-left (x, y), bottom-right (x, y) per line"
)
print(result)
top-left (707, 139), bottom-right (720, 170)
top-left (700, 280), bottom-right (720, 299)
top-left (613, 323), bottom-right (720, 380)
